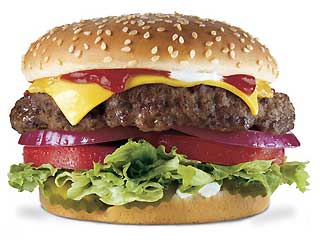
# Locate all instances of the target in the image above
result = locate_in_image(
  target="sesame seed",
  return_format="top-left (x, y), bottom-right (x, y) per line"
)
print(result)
top-left (143, 31), bottom-right (150, 39)
top-left (57, 59), bottom-right (63, 65)
top-left (98, 24), bottom-right (105, 29)
top-left (41, 48), bottom-right (47, 54)
top-left (234, 32), bottom-right (241, 38)
top-left (123, 20), bottom-right (129, 25)
top-left (211, 58), bottom-right (219, 64)
top-left (205, 49), bottom-right (212, 58)
top-left (157, 27), bottom-right (166, 32)
top-left (210, 30), bottom-right (217, 36)
top-left (246, 44), bottom-right (253, 50)
top-left (240, 38), bottom-right (245, 43)
top-left (44, 56), bottom-right (49, 63)
top-left (172, 33), bottom-right (178, 41)
top-left (178, 36), bottom-right (184, 44)
top-left (189, 49), bottom-right (196, 59)
top-left (243, 32), bottom-right (248, 38)
top-left (129, 30), bottom-right (138, 35)
top-left (72, 36), bottom-right (79, 41)
top-left (222, 47), bottom-right (229, 54)
top-left (94, 36), bottom-right (102, 44)
top-left (199, 23), bottom-right (206, 27)
top-left (122, 27), bottom-right (129, 32)
top-left (124, 39), bottom-right (132, 45)
top-left (256, 59), bottom-right (263, 65)
top-left (130, 20), bottom-right (136, 24)
top-left (229, 43), bottom-right (235, 50)
top-left (242, 47), bottom-right (250, 53)
top-left (83, 43), bottom-right (89, 50)
top-left (229, 50), bottom-right (236, 59)
top-left (57, 39), bottom-right (63, 46)
top-left (151, 55), bottom-right (160, 62)
top-left (180, 60), bottom-right (189, 65)
top-left (236, 62), bottom-right (241, 68)
top-left (103, 56), bottom-right (112, 63)
top-left (128, 60), bottom-right (137, 66)
top-left (147, 20), bottom-right (156, 24)
top-left (164, 19), bottom-right (173, 23)
top-left (229, 27), bottom-right (237, 32)
top-left (83, 31), bottom-right (92, 36)
top-left (215, 36), bottom-right (222, 42)
top-left (261, 46), bottom-right (266, 53)
top-left (151, 46), bottom-right (158, 54)
top-left (205, 41), bottom-right (214, 47)
top-left (175, 23), bottom-right (182, 31)
top-left (168, 45), bottom-right (174, 54)
top-left (105, 29), bottom-right (112, 36)
top-left (267, 56), bottom-right (273, 62)
top-left (138, 21), bottom-right (145, 27)
top-left (192, 32), bottom-right (198, 39)
top-left (142, 25), bottom-right (150, 30)
top-left (100, 41), bottom-right (107, 50)
top-left (74, 49), bottom-right (82, 58)
top-left (220, 27), bottom-right (225, 32)
top-left (171, 50), bottom-right (179, 59)
top-left (68, 45), bottom-right (75, 53)
top-left (32, 52), bottom-right (37, 57)
top-left (121, 46), bottom-right (131, 52)
top-left (52, 36), bottom-right (57, 42)
top-left (250, 38), bottom-right (256, 43)
top-left (73, 28), bottom-right (82, 34)
top-left (97, 29), bottom-right (103, 35)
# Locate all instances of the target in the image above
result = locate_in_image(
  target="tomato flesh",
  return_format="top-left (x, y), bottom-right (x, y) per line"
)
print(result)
top-left (23, 132), bottom-right (285, 170)
top-left (143, 133), bottom-right (284, 165)
top-left (23, 144), bottom-right (116, 170)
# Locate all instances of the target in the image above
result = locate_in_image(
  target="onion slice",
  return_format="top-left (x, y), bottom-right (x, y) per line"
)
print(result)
top-left (173, 126), bottom-right (300, 149)
top-left (18, 127), bottom-right (144, 146)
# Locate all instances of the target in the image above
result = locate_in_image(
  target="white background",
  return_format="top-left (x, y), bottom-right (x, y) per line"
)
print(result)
top-left (0, 0), bottom-right (319, 239)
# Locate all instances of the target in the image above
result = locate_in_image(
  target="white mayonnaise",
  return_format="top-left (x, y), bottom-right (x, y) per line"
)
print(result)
top-left (176, 182), bottom-right (221, 199)
top-left (198, 182), bottom-right (221, 198)
top-left (169, 70), bottom-right (223, 82)
top-left (176, 189), bottom-right (193, 199)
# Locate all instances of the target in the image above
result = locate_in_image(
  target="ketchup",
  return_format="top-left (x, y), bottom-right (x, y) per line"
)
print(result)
top-left (223, 74), bottom-right (256, 94)
top-left (62, 69), bottom-right (256, 95)
top-left (61, 69), bottom-right (170, 93)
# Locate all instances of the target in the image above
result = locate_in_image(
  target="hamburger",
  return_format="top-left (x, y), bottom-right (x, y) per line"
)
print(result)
top-left (8, 13), bottom-right (309, 224)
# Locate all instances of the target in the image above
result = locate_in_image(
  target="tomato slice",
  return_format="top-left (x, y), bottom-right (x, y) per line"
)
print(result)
top-left (23, 144), bottom-right (116, 170)
top-left (143, 133), bottom-right (284, 165)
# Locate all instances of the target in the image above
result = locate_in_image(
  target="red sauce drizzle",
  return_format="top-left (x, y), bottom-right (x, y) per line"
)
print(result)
top-left (223, 74), bottom-right (256, 94)
top-left (62, 69), bottom-right (256, 95)
top-left (61, 69), bottom-right (170, 93)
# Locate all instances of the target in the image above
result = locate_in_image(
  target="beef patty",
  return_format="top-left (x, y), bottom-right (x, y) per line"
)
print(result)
top-left (10, 84), bottom-right (295, 134)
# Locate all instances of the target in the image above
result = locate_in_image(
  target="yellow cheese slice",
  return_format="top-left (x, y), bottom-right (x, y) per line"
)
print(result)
top-left (29, 78), bottom-right (113, 125)
top-left (28, 76), bottom-right (273, 126)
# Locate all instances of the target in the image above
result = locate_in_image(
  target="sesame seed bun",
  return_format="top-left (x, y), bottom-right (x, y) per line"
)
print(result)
top-left (22, 13), bottom-right (278, 82)
top-left (39, 190), bottom-right (270, 224)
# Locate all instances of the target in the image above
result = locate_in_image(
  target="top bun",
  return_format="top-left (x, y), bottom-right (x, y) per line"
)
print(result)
top-left (22, 13), bottom-right (278, 82)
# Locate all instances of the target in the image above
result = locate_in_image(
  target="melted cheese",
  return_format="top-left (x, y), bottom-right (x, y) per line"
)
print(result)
top-left (28, 75), bottom-right (273, 125)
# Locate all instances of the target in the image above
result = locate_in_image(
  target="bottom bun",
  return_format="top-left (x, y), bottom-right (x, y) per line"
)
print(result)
top-left (39, 190), bottom-right (269, 224)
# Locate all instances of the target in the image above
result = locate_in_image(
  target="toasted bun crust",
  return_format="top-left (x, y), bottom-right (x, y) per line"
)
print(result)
top-left (39, 190), bottom-right (270, 224)
top-left (23, 13), bottom-right (278, 82)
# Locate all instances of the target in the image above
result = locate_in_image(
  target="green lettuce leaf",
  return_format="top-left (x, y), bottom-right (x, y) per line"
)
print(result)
top-left (280, 161), bottom-right (309, 192)
top-left (8, 139), bottom-right (310, 206)
top-left (8, 163), bottom-right (57, 192)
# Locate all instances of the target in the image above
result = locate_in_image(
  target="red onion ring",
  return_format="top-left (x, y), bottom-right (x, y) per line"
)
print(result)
top-left (173, 126), bottom-right (300, 149)
top-left (18, 127), bottom-right (144, 146)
